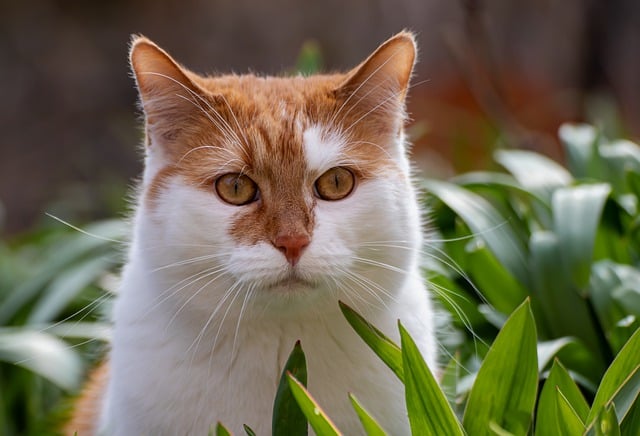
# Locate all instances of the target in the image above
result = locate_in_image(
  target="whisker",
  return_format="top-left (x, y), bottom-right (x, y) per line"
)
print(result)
top-left (45, 213), bottom-right (124, 244)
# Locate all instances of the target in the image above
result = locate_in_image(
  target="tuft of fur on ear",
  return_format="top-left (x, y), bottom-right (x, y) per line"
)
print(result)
top-left (129, 35), bottom-right (208, 154)
top-left (333, 31), bottom-right (417, 139)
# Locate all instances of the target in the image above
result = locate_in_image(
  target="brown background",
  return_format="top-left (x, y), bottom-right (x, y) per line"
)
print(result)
top-left (1, 0), bottom-right (639, 235)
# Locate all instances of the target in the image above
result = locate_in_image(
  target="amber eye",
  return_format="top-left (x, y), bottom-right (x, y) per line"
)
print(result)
top-left (314, 167), bottom-right (355, 201)
top-left (215, 173), bottom-right (259, 205)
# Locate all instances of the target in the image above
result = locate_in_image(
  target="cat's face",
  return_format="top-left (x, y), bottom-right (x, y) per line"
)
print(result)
top-left (130, 33), bottom-right (422, 317)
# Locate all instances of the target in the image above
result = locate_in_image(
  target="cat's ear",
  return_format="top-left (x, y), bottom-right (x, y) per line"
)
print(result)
top-left (129, 35), bottom-right (207, 152)
top-left (336, 31), bottom-right (416, 108)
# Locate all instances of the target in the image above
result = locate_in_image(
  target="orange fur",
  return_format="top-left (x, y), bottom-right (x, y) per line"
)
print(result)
top-left (65, 362), bottom-right (109, 435)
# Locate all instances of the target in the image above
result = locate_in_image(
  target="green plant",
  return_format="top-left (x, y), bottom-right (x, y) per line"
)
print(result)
top-left (0, 219), bottom-right (124, 435)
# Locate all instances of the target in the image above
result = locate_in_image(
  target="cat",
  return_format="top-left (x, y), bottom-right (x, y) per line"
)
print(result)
top-left (66, 31), bottom-right (437, 435)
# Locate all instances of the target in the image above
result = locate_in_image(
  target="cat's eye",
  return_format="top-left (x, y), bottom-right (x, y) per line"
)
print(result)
top-left (314, 167), bottom-right (355, 201)
top-left (215, 173), bottom-right (259, 205)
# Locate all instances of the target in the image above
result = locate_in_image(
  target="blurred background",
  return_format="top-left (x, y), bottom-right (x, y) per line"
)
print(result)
top-left (1, 0), bottom-right (639, 235)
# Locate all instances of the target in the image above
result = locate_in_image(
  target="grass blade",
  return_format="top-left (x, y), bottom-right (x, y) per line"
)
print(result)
top-left (339, 301), bottom-right (403, 381)
top-left (286, 373), bottom-right (340, 436)
top-left (348, 394), bottom-right (387, 436)
top-left (399, 323), bottom-right (464, 436)
top-left (214, 422), bottom-right (232, 436)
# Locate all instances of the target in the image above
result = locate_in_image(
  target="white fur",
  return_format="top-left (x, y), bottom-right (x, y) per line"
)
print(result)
top-left (101, 126), bottom-right (436, 435)
top-left (302, 125), bottom-right (345, 174)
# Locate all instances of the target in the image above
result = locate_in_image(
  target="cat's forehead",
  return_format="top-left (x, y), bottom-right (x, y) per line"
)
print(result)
top-left (190, 74), bottom-right (385, 174)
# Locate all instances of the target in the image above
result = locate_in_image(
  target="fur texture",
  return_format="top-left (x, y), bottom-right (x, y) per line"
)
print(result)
top-left (68, 31), bottom-right (436, 435)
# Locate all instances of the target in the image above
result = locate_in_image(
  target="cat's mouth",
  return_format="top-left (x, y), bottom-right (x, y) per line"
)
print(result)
top-left (266, 274), bottom-right (315, 292)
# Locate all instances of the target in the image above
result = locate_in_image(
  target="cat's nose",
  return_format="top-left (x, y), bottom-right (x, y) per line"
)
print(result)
top-left (274, 233), bottom-right (310, 266)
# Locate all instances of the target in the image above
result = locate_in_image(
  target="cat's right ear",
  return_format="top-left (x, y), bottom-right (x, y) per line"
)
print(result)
top-left (129, 35), bottom-right (205, 151)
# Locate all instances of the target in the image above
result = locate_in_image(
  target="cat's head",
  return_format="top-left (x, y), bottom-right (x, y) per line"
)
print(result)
top-left (129, 32), bottom-right (423, 316)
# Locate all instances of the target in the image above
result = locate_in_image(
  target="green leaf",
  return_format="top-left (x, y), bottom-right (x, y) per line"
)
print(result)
top-left (27, 256), bottom-right (114, 324)
top-left (588, 328), bottom-right (640, 425)
top-left (463, 299), bottom-right (538, 435)
top-left (0, 219), bottom-right (124, 324)
top-left (552, 183), bottom-right (611, 287)
top-left (348, 394), bottom-right (387, 436)
top-left (215, 422), bottom-right (233, 436)
top-left (273, 341), bottom-right (308, 436)
top-left (610, 365), bottom-right (640, 424)
top-left (537, 338), bottom-right (577, 372)
top-left (587, 404), bottom-right (622, 436)
top-left (536, 359), bottom-right (589, 435)
top-left (620, 394), bottom-right (640, 436)
top-left (495, 149), bottom-right (572, 201)
top-left (0, 329), bottom-right (83, 391)
top-left (423, 179), bottom-right (530, 288)
top-left (286, 373), bottom-right (340, 436)
top-left (399, 323), bottom-right (464, 436)
top-left (559, 123), bottom-right (600, 179)
top-left (440, 355), bottom-right (460, 410)
top-left (339, 301), bottom-right (403, 381)
top-left (464, 238), bottom-right (528, 315)
top-left (555, 388), bottom-right (587, 435)
top-left (529, 231), bottom-right (605, 373)
top-left (243, 424), bottom-right (256, 436)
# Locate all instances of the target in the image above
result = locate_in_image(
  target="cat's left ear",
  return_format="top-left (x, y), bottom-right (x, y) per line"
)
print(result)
top-left (336, 31), bottom-right (416, 107)
top-left (129, 35), bottom-right (208, 157)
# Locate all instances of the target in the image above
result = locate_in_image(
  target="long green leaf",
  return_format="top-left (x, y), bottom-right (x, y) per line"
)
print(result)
top-left (348, 394), bottom-right (387, 436)
top-left (529, 231), bottom-right (605, 376)
top-left (423, 179), bottom-right (530, 288)
top-left (463, 300), bottom-right (538, 435)
top-left (28, 256), bottom-right (114, 324)
top-left (0, 329), bottom-right (83, 391)
top-left (399, 323), bottom-right (464, 436)
top-left (339, 301), bottom-right (403, 381)
top-left (273, 341), bottom-right (307, 436)
top-left (552, 183), bottom-right (611, 287)
top-left (558, 123), bottom-right (600, 179)
top-left (495, 149), bottom-right (572, 201)
top-left (465, 239), bottom-right (528, 315)
top-left (588, 328), bottom-right (640, 425)
top-left (286, 373), bottom-right (340, 436)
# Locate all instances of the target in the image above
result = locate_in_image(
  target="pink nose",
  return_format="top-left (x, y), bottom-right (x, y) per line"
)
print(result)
top-left (274, 234), bottom-right (310, 266)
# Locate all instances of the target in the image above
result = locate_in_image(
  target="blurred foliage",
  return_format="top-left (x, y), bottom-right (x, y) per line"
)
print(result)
top-left (294, 40), bottom-right (324, 76)
top-left (2, 124), bottom-right (640, 434)
top-left (0, 220), bottom-right (125, 435)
